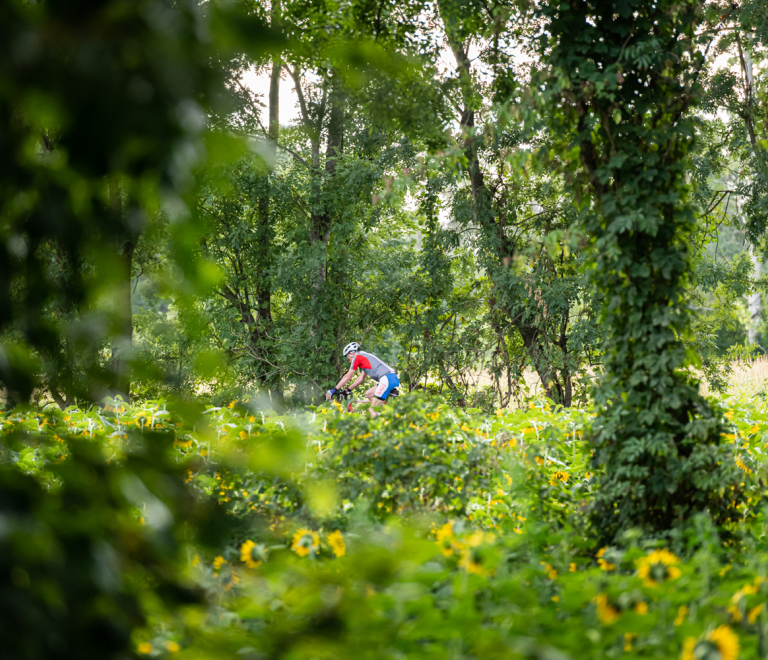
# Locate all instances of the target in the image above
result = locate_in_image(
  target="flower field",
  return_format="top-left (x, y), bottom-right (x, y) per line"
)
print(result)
top-left (2, 392), bottom-right (768, 659)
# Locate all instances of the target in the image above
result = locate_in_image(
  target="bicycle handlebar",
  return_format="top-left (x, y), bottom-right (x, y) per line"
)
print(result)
top-left (332, 388), bottom-right (352, 401)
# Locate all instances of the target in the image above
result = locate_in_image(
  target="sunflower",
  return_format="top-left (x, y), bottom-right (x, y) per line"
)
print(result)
top-left (636, 549), bottom-right (681, 587)
top-left (465, 530), bottom-right (493, 547)
top-left (708, 624), bottom-right (739, 659)
top-left (680, 637), bottom-right (696, 660)
top-left (593, 593), bottom-right (620, 625)
top-left (674, 605), bottom-right (688, 626)
top-left (681, 626), bottom-right (739, 660)
top-left (435, 521), bottom-right (455, 544)
top-left (291, 528), bottom-right (320, 557)
top-left (596, 547), bottom-right (615, 571)
top-left (221, 566), bottom-right (240, 591)
top-left (458, 546), bottom-right (487, 576)
top-left (240, 539), bottom-right (266, 569)
top-left (327, 530), bottom-right (346, 558)
top-left (549, 471), bottom-right (569, 486)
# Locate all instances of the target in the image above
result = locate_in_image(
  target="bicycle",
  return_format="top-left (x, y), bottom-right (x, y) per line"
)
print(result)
top-left (331, 386), bottom-right (399, 413)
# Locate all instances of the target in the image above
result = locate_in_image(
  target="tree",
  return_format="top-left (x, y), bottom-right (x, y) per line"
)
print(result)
top-left (543, 0), bottom-right (745, 541)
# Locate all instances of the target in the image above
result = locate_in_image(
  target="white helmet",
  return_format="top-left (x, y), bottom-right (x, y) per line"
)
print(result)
top-left (343, 341), bottom-right (359, 356)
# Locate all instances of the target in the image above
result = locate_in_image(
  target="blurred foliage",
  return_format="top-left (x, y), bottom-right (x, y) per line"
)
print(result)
top-left (4, 392), bottom-right (768, 658)
top-left (0, 0), bottom-right (273, 404)
top-left (0, 399), bottom-right (231, 660)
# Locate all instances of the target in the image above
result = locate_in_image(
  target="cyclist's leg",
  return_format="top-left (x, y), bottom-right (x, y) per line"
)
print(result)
top-left (370, 374), bottom-right (398, 418)
top-left (369, 397), bottom-right (385, 418)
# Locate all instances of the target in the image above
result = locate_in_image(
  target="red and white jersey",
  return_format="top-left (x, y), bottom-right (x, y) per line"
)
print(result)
top-left (350, 351), bottom-right (394, 382)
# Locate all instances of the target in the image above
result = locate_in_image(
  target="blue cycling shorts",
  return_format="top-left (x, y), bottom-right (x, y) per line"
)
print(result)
top-left (374, 373), bottom-right (399, 401)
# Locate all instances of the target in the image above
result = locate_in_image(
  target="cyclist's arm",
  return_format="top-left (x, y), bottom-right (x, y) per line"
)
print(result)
top-left (335, 368), bottom-right (356, 390)
top-left (349, 372), bottom-right (366, 390)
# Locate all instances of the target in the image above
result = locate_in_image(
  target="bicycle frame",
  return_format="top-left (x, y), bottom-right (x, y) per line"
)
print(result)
top-left (331, 387), bottom-right (398, 413)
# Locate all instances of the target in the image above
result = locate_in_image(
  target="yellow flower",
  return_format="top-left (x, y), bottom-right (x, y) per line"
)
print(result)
top-left (328, 530), bottom-right (346, 557)
top-left (548, 471), bottom-right (569, 486)
top-left (748, 603), bottom-right (764, 624)
top-left (458, 547), bottom-right (487, 576)
top-left (212, 556), bottom-right (227, 572)
top-left (594, 593), bottom-right (620, 624)
top-left (674, 605), bottom-right (688, 626)
top-left (635, 549), bottom-right (680, 587)
top-left (465, 530), bottom-right (492, 547)
top-left (707, 625), bottom-right (739, 660)
top-left (435, 522), bottom-right (455, 544)
top-left (569, 562), bottom-right (577, 573)
top-left (222, 566), bottom-right (240, 591)
top-left (165, 641), bottom-right (180, 653)
top-left (227, 401), bottom-right (236, 409)
top-left (596, 547), bottom-right (615, 571)
top-left (635, 601), bottom-right (648, 615)
top-left (291, 528), bottom-right (320, 557)
top-left (736, 457), bottom-right (752, 473)
top-left (681, 637), bottom-right (696, 660)
top-left (240, 539), bottom-right (263, 569)
top-left (138, 643), bottom-right (153, 654)
top-left (624, 633), bottom-right (636, 652)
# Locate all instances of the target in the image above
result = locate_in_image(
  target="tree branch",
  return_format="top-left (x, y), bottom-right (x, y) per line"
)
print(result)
top-left (235, 79), bottom-right (311, 168)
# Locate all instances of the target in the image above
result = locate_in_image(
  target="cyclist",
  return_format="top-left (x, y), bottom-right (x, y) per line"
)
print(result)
top-left (326, 342), bottom-right (399, 418)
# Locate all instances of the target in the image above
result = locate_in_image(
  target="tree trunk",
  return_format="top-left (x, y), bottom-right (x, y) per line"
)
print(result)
top-left (736, 35), bottom-right (762, 348)
top-left (308, 73), bottom-right (345, 381)
top-left (516, 324), bottom-right (565, 404)
top-left (109, 180), bottom-right (134, 401)
top-left (251, 15), bottom-right (283, 407)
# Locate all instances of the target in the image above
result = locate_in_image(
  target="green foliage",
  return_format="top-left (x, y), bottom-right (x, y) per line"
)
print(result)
top-left (4, 392), bottom-right (768, 658)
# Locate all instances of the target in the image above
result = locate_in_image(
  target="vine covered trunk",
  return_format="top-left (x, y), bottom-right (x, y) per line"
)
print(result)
top-left (544, 0), bottom-right (746, 541)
